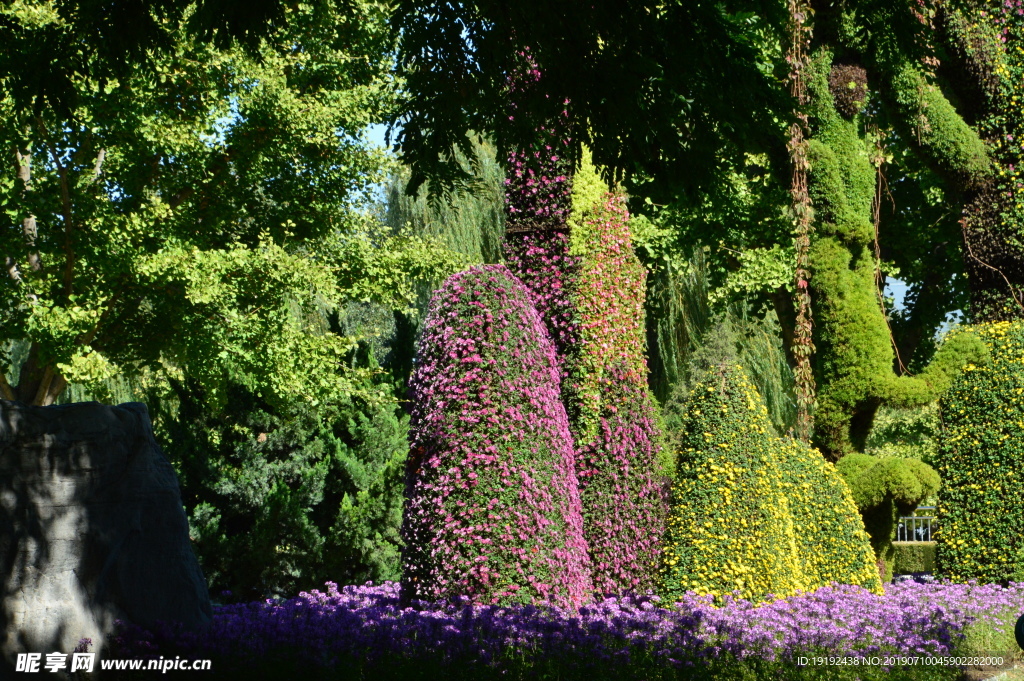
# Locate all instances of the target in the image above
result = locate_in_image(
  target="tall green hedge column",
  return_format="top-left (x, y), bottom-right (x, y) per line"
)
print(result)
top-left (936, 322), bottom-right (1024, 584)
top-left (804, 49), bottom-right (989, 459)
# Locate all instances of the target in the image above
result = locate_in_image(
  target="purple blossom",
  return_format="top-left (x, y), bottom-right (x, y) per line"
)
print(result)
top-left (109, 580), bottom-right (1024, 676)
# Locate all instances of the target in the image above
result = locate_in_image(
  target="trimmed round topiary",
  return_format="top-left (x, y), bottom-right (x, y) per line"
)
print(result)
top-left (836, 453), bottom-right (940, 582)
top-left (401, 264), bottom-right (592, 607)
top-left (936, 321), bottom-right (1024, 584)
top-left (660, 364), bottom-right (880, 602)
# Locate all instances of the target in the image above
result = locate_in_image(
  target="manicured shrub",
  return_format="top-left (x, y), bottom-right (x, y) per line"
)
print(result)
top-left (503, 230), bottom-right (579, 367)
top-left (568, 193), bottom-right (666, 594)
top-left (574, 365), bottom-right (665, 594)
top-left (568, 194), bottom-right (651, 439)
top-left (893, 542), bottom-right (937, 576)
top-left (836, 453), bottom-right (940, 581)
top-left (504, 129), bottom-right (666, 595)
top-left (504, 127), bottom-right (573, 229)
top-left (503, 95), bottom-right (578, 368)
top-left (778, 438), bottom-right (882, 590)
top-left (401, 265), bottom-right (592, 607)
top-left (936, 321), bottom-right (1024, 583)
top-left (804, 49), bottom-right (989, 459)
top-left (660, 364), bottom-right (879, 602)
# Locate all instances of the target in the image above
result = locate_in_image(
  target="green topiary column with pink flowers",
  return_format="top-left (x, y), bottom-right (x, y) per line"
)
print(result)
top-left (564, 190), bottom-right (666, 595)
top-left (400, 265), bottom-right (593, 607)
top-left (502, 74), bottom-right (666, 593)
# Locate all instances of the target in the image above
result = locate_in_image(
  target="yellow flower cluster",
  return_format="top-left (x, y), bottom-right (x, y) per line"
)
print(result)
top-left (659, 365), bottom-right (880, 603)
top-left (937, 322), bottom-right (1024, 583)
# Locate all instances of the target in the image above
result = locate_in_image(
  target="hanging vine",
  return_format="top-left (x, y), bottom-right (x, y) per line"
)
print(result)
top-left (787, 0), bottom-right (816, 442)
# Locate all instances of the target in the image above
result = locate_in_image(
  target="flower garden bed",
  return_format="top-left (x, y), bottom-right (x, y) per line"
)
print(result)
top-left (107, 581), bottom-right (1024, 680)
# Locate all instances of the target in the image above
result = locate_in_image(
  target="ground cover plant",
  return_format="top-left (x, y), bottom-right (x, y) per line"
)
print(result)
top-left (107, 580), bottom-right (1024, 680)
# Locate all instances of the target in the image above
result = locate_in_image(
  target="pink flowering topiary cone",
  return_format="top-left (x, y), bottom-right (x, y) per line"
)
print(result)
top-left (401, 264), bottom-right (593, 608)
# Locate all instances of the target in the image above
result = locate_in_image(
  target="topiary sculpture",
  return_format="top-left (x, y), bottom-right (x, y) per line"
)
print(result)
top-left (660, 364), bottom-right (879, 603)
top-left (804, 48), bottom-right (990, 459)
top-left (836, 452), bottom-right (939, 582)
top-left (936, 321), bottom-right (1024, 584)
top-left (401, 264), bottom-right (592, 607)
top-left (565, 189), bottom-right (666, 595)
top-left (503, 67), bottom-right (666, 594)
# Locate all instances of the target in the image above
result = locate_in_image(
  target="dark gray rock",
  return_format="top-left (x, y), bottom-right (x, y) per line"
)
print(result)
top-left (0, 400), bottom-right (210, 663)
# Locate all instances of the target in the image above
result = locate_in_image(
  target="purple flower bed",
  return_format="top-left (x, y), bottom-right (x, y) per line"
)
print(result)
top-left (110, 581), bottom-right (1024, 679)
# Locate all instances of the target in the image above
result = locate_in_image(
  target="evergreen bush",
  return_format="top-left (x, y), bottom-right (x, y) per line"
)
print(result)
top-left (892, 542), bottom-right (937, 576)
top-left (151, 373), bottom-right (407, 601)
top-left (401, 265), bottom-right (592, 607)
top-left (836, 453), bottom-right (940, 581)
top-left (779, 438), bottom-right (883, 590)
top-left (936, 321), bottom-right (1024, 583)
top-left (660, 364), bottom-right (879, 602)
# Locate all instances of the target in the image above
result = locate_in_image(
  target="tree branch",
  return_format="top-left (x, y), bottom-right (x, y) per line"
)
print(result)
top-left (15, 144), bottom-right (41, 271)
top-left (0, 370), bottom-right (15, 402)
top-left (34, 116), bottom-right (77, 300)
top-left (32, 366), bottom-right (56, 406)
top-left (92, 148), bottom-right (106, 181)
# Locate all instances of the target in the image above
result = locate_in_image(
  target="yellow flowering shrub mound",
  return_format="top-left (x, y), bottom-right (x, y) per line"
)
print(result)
top-left (659, 364), bottom-right (880, 603)
top-left (781, 441), bottom-right (883, 591)
top-left (937, 321), bottom-right (1024, 583)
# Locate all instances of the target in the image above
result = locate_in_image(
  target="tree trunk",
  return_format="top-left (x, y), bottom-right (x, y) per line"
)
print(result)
top-left (12, 343), bottom-right (68, 406)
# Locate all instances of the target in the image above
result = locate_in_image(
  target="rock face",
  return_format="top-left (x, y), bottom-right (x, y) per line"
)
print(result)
top-left (0, 400), bottom-right (210, 663)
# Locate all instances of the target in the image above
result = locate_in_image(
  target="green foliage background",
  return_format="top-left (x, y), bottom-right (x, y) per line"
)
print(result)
top-left (0, 0), bottom-right (466, 600)
top-left (151, 367), bottom-right (408, 600)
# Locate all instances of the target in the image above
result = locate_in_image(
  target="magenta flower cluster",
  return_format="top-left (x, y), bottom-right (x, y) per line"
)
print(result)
top-left (504, 128), bottom-right (573, 227)
top-left (503, 230), bottom-right (580, 371)
top-left (504, 51), bottom-right (574, 229)
top-left (400, 265), bottom-right (592, 608)
top-left (575, 366), bottom-right (667, 595)
top-left (503, 78), bottom-right (665, 595)
top-left (110, 580), bottom-right (1023, 677)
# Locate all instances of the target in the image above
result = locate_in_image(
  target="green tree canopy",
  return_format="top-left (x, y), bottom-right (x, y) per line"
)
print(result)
top-left (1, 1), bottom-right (460, 407)
top-left (387, 0), bottom-right (789, 201)
top-left (0, 0), bottom-right (295, 117)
